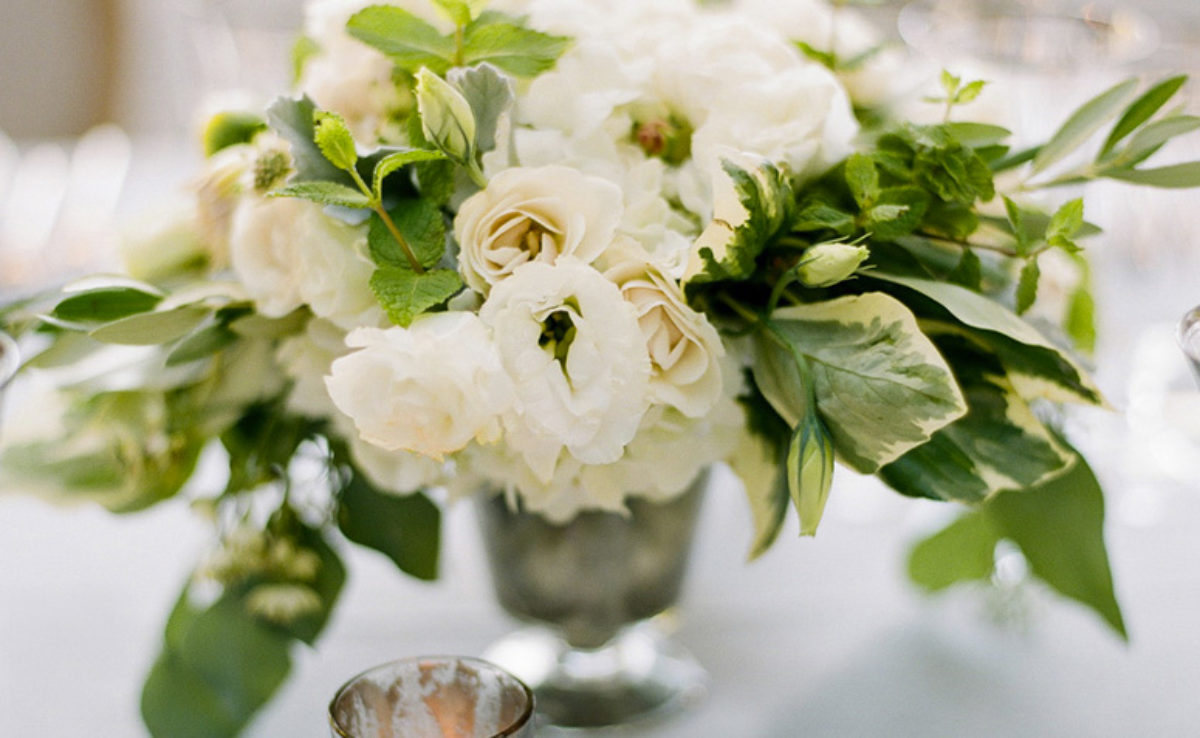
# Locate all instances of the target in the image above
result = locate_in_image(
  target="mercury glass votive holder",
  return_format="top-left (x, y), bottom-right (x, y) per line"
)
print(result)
top-left (329, 656), bottom-right (535, 738)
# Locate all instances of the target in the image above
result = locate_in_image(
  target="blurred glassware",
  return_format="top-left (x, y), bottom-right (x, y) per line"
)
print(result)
top-left (1180, 306), bottom-right (1200, 386)
top-left (0, 331), bottom-right (17, 441)
top-left (329, 656), bottom-right (536, 738)
top-left (898, 0), bottom-right (1160, 70)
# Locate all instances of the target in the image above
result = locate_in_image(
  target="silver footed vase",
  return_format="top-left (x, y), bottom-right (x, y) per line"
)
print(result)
top-left (476, 471), bottom-right (709, 729)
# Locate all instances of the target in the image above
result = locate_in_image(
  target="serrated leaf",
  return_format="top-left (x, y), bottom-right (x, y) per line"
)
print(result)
top-left (337, 472), bottom-right (441, 581)
top-left (869, 186), bottom-right (930, 240)
top-left (1002, 195), bottom-right (1031, 254)
top-left (1104, 161), bottom-right (1200, 188)
top-left (368, 199), bottom-right (446, 270)
top-left (52, 287), bottom-right (162, 323)
top-left (270, 181), bottom-right (371, 209)
top-left (371, 148), bottom-right (446, 199)
top-left (787, 409), bottom-right (835, 536)
top-left (1099, 75), bottom-right (1188, 159)
top-left (1046, 198), bottom-right (1084, 242)
top-left (948, 248), bottom-right (982, 290)
top-left (346, 5), bottom-right (456, 74)
top-left (845, 153), bottom-right (880, 207)
top-left (313, 111), bottom-right (358, 172)
top-left (764, 293), bottom-right (967, 473)
top-left (1033, 78), bottom-right (1138, 174)
top-left (954, 79), bottom-right (986, 104)
top-left (370, 267), bottom-right (463, 327)
top-left (940, 69), bottom-right (960, 97)
top-left (89, 307), bottom-right (211, 345)
top-left (461, 21), bottom-right (570, 76)
top-left (793, 201), bottom-right (855, 235)
top-left (431, 0), bottom-right (472, 25)
top-left (1015, 258), bottom-right (1040, 315)
top-left (447, 62), bottom-right (515, 154)
top-left (413, 159), bottom-right (457, 205)
top-left (267, 96), bottom-right (350, 186)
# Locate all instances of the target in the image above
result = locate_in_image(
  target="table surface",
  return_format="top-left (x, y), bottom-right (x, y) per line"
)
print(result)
top-left (5, 38), bottom-right (1200, 738)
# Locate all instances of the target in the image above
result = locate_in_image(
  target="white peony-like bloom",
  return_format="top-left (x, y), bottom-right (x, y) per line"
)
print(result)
top-left (326, 312), bottom-right (512, 459)
top-left (275, 318), bottom-right (348, 420)
top-left (602, 239), bottom-right (724, 418)
top-left (229, 196), bottom-right (383, 330)
top-left (454, 165), bottom-right (624, 294)
top-left (480, 259), bottom-right (651, 481)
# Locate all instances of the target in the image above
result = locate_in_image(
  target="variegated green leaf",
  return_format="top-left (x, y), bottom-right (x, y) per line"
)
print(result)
top-left (767, 293), bottom-right (967, 473)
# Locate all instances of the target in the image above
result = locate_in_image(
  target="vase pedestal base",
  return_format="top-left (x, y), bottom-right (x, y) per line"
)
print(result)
top-left (484, 620), bottom-right (706, 730)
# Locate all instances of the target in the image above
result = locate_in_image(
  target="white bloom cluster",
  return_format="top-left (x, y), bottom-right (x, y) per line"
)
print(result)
top-left (220, 0), bottom-right (870, 519)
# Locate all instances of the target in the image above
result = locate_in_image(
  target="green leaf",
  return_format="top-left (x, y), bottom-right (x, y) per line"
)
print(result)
top-left (447, 63), bottom-right (516, 154)
top-left (685, 160), bottom-right (794, 294)
top-left (766, 293), bottom-right (967, 473)
top-left (1002, 195), bottom-right (1033, 255)
top-left (269, 181), bottom-right (370, 209)
top-left (787, 408), bottom-right (835, 536)
top-left (732, 375), bottom-right (792, 560)
top-left (881, 336), bottom-right (1074, 503)
top-left (313, 111), bottom-right (358, 172)
top-left (954, 79), bottom-right (987, 104)
top-left (202, 111), bottom-right (268, 158)
top-left (346, 5), bottom-right (456, 74)
top-left (1065, 281), bottom-right (1097, 354)
top-left (337, 472), bottom-right (441, 580)
top-left (291, 35), bottom-right (321, 84)
top-left (793, 201), bottom-right (855, 236)
top-left (267, 96), bottom-right (349, 186)
top-left (413, 159), bottom-right (457, 206)
top-left (431, 0), bottom-right (473, 25)
top-left (141, 588), bottom-right (293, 738)
top-left (987, 448), bottom-right (1127, 639)
top-left (368, 199), bottom-right (446, 270)
top-left (1033, 78), bottom-right (1139, 174)
top-left (166, 322), bottom-right (238, 366)
top-left (52, 287), bottom-right (162, 323)
top-left (371, 148), bottom-right (446, 200)
top-left (1099, 75), bottom-right (1188, 159)
top-left (370, 267), bottom-right (463, 327)
top-left (864, 273), bottom-right (1105, 405)
top-left (461, 20), bottom-right (571, 77)
top-left (908, 511), bottom-right (1000, 591)
top-left (89, 306), bottom-right (211, 345)
top-left (868, 186), bottom-right (930, 240)
top-left (1111, 115), bottom-right (1200, 167)
top-left (281, 527), bottom-right (346, 645)
top-left (940, 69), bottom-right (960, 97)
top-left (1104, 161), bottom-right (1200, 188)
top-left (845, 153), bottom-right (880, 208)
top-left (945, 122), bottom-right (1011, 147)
top-left (1015, 258), bottom-right (1040, 315)
top-left (1046, 198), bottom-right (1084, 242)
top-left (947, 248), bottom-right (982, 290)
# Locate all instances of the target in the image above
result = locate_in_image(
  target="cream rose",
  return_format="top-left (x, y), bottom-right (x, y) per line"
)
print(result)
top-left (229, 196), bottom-right (382, 330)
top-left (603, 239), bottom-right (724, 418)
top-left (325, 312), bottom-right (513, 459)
top-left (453, 165), bottom-right (624, 295)
top-left (480, 259), bottom-right (651, 480)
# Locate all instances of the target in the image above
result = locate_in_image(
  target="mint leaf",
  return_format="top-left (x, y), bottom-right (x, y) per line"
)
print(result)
top-left (337, 472), bottom-right (441, 581)
top-left (270, 181), bottom-right (371, 209)
top-left (793, 201), bottom-right (855, 236)
top-left (845, 153), bottom-right (880, 207)
top-left (313, 112), bottom-right (358, 172)
top-left (431, 0), bottom-right (473, 25)
top-left (447, 63), bottom-right (515, 154)
top-left (461, 20), bottom-right (570, 77)
top-left (1065, 281), bottom-right (1097, 354)
top-left (368, 199), bottom-right (446, 270)
top-left (868, 186), bottom-right (930, 240)
top-left (370, 267), bottom-right (463, 327)
top-left (947, 248), bottom-right (982, 290)
top-left (346, 5), bottom-right (456, 74)
top-left (203, 111), bottom-right (267, 157)
top-left (371, 148), bottom-right (447, 199)
top-left (267, 96), bottom-right (349, 186)
top-left (1046, 198), bottom-right (1084, 242)
top-left (414, 159), bottom-right (458, 205)
top-left (1015, 257), bottom-right (1040, 315)
top-left (953, 79), bottom-right (987, 104)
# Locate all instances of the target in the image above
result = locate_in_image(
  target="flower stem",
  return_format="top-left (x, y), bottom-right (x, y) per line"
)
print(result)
top-left (347, 165), bottom-right (426, 274)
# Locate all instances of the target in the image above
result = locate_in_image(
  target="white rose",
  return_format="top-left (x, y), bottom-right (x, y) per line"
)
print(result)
top-left (602, 239), bottom-right (724, 418)
top-left (347, 436), bottom-right (446, 493)
top-left (326, 312), bottom-right (512, 459)
top-left (453, 166), bottom-right (624, 295)
top-left (480, 259), bottom-right (651, 480)
top-left (276, 318), bottom-right (348, 419)
top-left (229, 196), bottom-right (383, 330)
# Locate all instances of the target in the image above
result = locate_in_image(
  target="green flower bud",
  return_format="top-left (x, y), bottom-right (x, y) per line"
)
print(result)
top-left (797, 241), bottom-right (869, 288)
top-left (415, 68), bottom-right (477, 164)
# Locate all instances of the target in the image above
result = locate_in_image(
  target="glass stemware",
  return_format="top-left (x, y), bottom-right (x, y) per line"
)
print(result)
top-left (1179, 306), bottom-right (1200, 386)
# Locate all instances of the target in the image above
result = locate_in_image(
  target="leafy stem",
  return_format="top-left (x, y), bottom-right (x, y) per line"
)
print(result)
top-left (347, 165), bottom-right (426, 274)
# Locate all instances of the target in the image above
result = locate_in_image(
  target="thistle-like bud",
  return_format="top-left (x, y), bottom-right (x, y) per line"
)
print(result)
top-left (415, 68), bottom-right (477, 164)
top-left (797, 241), bottom-right (869, 288)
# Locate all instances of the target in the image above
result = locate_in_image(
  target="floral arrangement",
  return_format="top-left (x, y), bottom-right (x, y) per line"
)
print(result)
top-left (3, 0), bottom-right (1199, 734)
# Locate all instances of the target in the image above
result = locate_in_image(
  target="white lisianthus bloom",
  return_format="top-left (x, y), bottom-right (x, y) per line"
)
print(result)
top-left (480, 259), bottom-right (651, 480)
top-left (229, 196), bottom-right (382, 330)
top-left (602, 239), bottom-right (724, 418)
top-left (326, 312), bottom-right (512, 459)
top-left (454, 166), bottom-right (624, 294)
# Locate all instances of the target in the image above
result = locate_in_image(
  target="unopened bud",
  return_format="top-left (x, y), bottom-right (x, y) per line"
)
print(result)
top-left (415, 68), bottom-right (477, 163)
top-left (797, 241), bottom-right (868, 288)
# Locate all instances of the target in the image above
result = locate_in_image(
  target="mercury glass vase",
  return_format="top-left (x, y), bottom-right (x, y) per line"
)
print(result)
top-left (329, 656), bottom-right (536, 738)
top-left (0, 331), bottom-right (18, 434)
top-left (1181, 305), bottom-right (1200, 386)
top-left (476, 472), bottom-right (708, 729)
